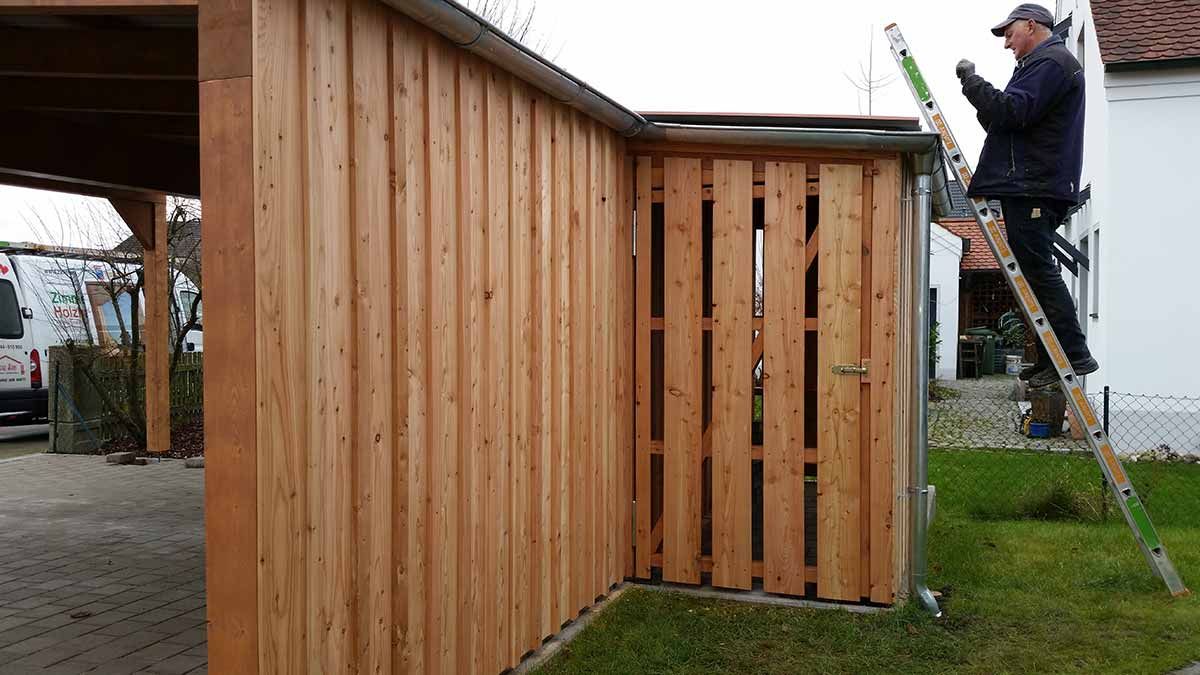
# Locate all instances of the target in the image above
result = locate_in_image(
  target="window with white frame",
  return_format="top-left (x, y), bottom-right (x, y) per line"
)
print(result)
top-left (929, 287), bottom-right (939, 328)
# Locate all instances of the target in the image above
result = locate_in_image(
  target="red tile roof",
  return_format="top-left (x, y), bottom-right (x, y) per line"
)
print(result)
top-left (939, 218), bottom-right (1006, 271)
top-left (1092, 0), bottom-right (1200, 66)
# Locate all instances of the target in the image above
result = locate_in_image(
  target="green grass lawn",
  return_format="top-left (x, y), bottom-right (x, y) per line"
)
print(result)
top-left (537, 455), bottom-right (1200, 674)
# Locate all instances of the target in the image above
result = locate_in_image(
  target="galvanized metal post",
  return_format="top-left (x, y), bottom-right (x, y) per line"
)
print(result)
top-left (1102, 385), bottom-right (1111, 520)
top-left (911, 171), bottom-right (941, 617)
top-left (1103, 385), bottom-right (1110, 433)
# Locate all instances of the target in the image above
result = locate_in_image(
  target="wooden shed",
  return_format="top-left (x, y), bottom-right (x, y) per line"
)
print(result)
top-left (0, 0), bottom-right (949, 672)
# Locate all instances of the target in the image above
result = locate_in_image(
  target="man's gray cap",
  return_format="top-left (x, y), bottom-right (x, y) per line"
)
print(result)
top-left (991, 3), bottom-right (1055, 36)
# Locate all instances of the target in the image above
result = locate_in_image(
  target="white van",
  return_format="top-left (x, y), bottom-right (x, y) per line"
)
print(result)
top-left (0, 247), bottom-right (202, 424)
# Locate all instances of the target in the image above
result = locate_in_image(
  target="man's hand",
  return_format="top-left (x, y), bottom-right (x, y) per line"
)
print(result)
top-left (956, 59), bottom-right (976, 80)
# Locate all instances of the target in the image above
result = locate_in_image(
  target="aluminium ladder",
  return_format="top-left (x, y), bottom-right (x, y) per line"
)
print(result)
top-left (884, 23), bottom-right (1188, 597)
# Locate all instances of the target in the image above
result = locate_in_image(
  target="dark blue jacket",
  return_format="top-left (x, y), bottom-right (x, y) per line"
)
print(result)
top-left (961, 36), bottom-right (1085, 205)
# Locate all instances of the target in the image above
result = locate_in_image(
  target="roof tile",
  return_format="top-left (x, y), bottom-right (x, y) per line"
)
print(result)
top-left (939, 219), bottom-right (1006, 271)
top-left (1092, 0), bottom-right (1200, 65)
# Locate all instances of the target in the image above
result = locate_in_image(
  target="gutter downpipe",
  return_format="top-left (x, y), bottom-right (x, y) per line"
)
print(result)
top-left (912, 162), bottom-right (942, 618)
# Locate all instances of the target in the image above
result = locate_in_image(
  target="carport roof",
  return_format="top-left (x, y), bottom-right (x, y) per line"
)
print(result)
top-left (0, 2), bottom-right (200, 198)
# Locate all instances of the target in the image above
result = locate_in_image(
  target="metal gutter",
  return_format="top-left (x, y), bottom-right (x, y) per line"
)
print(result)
top-left (641, 111), bottom-right (922, 132)
top-left (1105, 56), bottom-right (1200, 73)
top-left (379, 0), bottom-right (648, 136)
top-left (910, 172), bottom-right (942, 618)
top-left (908, 145), bottom-right (954, 225)
top-left (633, 122), bottom-right (942, 153)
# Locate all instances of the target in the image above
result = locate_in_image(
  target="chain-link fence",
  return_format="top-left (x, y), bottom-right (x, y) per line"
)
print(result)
top-left (929, 375), bottom-right (1200, 528)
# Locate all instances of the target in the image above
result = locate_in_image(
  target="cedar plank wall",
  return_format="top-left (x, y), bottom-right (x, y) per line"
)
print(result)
top-left (238, 0), bottom-right (632, 672)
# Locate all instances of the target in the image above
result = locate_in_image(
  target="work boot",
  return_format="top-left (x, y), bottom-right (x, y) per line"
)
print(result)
top-left (1018, 362), bottom-right (1050, 381)
top-left (1028, 356), bottom-right (1100, 389)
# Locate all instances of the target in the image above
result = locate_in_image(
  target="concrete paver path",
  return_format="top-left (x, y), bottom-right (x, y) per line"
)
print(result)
top-left (0, 454), bottom-right (206, 674)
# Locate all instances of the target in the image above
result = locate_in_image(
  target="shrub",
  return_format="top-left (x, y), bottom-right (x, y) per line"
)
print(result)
top-left (1017, 476), bottom-right (1105, 521)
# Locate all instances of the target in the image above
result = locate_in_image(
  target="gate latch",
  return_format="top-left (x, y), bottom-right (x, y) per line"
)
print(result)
top-left (832, 363), bottom-right (868, 376)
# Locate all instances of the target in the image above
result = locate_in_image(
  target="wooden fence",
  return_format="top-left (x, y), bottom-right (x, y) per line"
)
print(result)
top-left (48, 348), bottom-right (203, 453)
top-left (83, 351), bottom-right (204, 427)
top-left (630, 153), bottom-right (904, 604)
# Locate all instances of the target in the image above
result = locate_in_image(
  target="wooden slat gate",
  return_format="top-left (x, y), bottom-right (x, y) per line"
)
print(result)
top-left (631, 153), bottom-right (901, 604)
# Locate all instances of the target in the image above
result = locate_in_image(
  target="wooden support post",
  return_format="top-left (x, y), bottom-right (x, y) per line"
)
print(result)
top-left (107, 193), bottom-right (170, 454)
top-left (198, 1), bottom-right (258, 672)
top-left (200, 74), bottom-right (258, 674)
top-left (143, 195), bottom-right (170, 453)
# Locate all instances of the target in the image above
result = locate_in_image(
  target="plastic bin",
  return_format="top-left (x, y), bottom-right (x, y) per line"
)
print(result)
top-left (964, 327), bottom-right (999, 375)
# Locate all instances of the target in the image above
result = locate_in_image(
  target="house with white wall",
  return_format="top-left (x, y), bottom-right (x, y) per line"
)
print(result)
top-left (930, 222), bottom-right (963, 381)
top-left (1051, 0), bottom-right (1200, 398)
top-left (1054, 0), bottom-right (1200, 452)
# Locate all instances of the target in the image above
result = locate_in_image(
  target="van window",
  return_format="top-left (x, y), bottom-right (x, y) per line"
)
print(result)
top-left (86, 283), bottom-right (141, 347)
top-left (179, 290), bottom-right (202, 323)
top-left (0, 280), bottom-right (24, 339)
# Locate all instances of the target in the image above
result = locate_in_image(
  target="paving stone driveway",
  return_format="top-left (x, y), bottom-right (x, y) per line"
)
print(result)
top-left (0, 454), bottom-right (206, 674)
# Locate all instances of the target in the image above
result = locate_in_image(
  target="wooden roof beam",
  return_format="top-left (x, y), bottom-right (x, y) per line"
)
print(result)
top-left (38, 111), bottom-right (198, 141)
top-left (0, 110), bottom-right (199, 196)
top-left (0, 170), bottom-right (160, 202)
top-left (0, 27), bottom-right (197, 79)
top-left (0, 1), bottom-right (197, 15)
top-left (0, 76), bottom-right (198, 116)
top-left (109, 197), bottom-right (154, 249)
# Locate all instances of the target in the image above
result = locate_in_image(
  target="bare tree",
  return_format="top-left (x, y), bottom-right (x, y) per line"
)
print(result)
top-left (462, 0), bottom-right (561, 60)
top-left (844, 26), bottom-right (898, 116)
top-left (24, 199), bottom-right (202, 447)
top-left (163, 199), bottom-right (203, 376)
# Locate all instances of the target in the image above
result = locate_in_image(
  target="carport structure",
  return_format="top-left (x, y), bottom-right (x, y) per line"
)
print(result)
top-left (0, 3), bottom-right (194, 453)
top-left (0, 1), bottom-right (948, 673)
top-left (0, 0), bottom-right (219, 664)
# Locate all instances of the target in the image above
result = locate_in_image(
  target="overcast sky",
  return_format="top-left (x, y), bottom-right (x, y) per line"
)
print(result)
top-left (538, 0), bottom-right (1025, 157)
top-left (0, 0), bottom-right (1035, 245)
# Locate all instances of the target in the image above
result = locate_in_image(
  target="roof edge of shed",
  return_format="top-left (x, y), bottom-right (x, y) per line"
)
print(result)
top-left (633, 123), bottom-right (953, 217)
top-left (632, 123), bottom-right (940, 153)
top-left (380, 0), bottom-right (649, 136)
top-left (641, 111), bottom-right (922, 132)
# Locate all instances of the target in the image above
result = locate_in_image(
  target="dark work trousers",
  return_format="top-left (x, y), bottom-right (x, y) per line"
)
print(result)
top-left (999, 196), bottom-right (1092, 365)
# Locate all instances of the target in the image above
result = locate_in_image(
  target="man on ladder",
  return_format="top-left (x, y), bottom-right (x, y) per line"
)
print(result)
top-left (953, 3), bottom-right (1098, 389)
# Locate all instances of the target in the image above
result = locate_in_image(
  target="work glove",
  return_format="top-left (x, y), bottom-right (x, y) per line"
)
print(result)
top-left (956, 59), bottom-right (976, 80)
